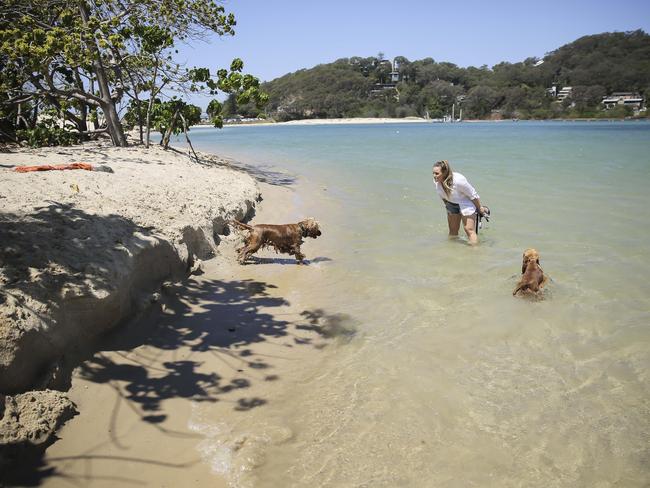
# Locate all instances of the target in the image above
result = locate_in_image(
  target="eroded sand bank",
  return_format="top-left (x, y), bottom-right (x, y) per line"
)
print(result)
top-left (1, 141), bottom-right (342, 486)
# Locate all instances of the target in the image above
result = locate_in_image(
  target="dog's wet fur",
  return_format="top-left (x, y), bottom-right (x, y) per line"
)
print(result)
top-left (230, 218), bottom-right (322, 264)
top-left (513, 248), bottom-right (548, 297)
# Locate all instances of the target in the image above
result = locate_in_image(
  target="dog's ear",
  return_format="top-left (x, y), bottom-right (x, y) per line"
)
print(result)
top-left (302, 218), bottom-right (321, 234)
top-left (521, 252), bottom-right (529, 274)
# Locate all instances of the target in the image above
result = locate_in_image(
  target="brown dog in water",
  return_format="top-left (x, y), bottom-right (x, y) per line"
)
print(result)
top-left (230, 218), bottom-right (322, 264)
top-left (513, 248), bottom-right (548, 297)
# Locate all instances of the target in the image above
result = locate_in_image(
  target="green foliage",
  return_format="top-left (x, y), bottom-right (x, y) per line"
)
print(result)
top-left (207, 99), bottom-right (223, 127)
top-left (146, 98), bottom-right (201, 134)
top-left (0, 0), bottom-right (264, 145)
top-left (568, 85), bottom-right (607, 114)
top-left (544, 30), bottom-right (650, 92)
top-left (464, 86), bottom-right (501, 118)
top-left (262, 61), bottom-right (372, 119)
top-left (123, 99), bottom-right (148, 129)
top-left (16, 114), bottom-right (80, 147)
top-left (238, 31), bottom-right (650, 121)
top-left (598, 105), bottom-right (634, 118)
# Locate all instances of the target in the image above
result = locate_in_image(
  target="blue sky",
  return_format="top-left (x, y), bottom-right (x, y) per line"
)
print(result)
top-left (175, 0), bottom-right (650, 107)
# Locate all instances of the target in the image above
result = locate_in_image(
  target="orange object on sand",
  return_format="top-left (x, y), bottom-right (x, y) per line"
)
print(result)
top-left (15, 163), bottom-right (93, 173)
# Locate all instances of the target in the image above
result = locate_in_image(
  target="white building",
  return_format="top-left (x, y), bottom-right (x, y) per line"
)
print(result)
top-left (556, 87), bottom-right (573, 101)
top-left (602, 92), bottom-right (644, 109)
top-left (390, 58), bottom-right (400, 83)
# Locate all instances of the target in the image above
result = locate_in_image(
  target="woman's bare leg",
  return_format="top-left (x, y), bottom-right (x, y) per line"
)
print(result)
top-left (462, 214), bottom-right (478, 245)
top-left (447, 213), bottom-right (461, 239)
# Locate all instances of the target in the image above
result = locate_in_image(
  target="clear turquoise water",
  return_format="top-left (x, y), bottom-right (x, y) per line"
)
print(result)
top-left (172, 121), bottom-right (650, 487)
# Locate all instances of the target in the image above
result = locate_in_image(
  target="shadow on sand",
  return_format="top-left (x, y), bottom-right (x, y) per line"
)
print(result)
top-left (0, 202), bottom-right (159, 303)
top-left (5, 274), bottom-right (354, 486)
top-left (242, 256), bottom-right (333, 266)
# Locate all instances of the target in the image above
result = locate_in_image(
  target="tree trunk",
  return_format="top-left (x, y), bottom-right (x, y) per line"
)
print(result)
top-left (161, 110), bottom-right (180, 149)
top-left (145, 61), bottom-right (160, 148)
top-left (30, 103), bottom-right (39, 128)
top-left (16, 102), bottom-right (22, 129)
top-left (137, 102), bottom-right (144, 144)
top-left (101, 100), bottom-right (126, 146)
top-left (179, 113), bottom-right (201, 163)
top-left (73, 69), bottom-right (89, 139)
top-left (79, 1), bottom-right (127, 147)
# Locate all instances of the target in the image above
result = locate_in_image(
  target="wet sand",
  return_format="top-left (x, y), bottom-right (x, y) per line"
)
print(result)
top-left (25, 181), bottom-right (338, 487)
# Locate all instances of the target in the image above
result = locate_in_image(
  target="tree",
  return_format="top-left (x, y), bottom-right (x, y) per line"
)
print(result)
top-left (1, 0), bottom-right (122, 144)
top-left (373, 59), bottom-right (392, 85)
top-left (464, 86), bottom-right (501, 118)
top-left (569, 85), bottom-right (607, 113)
top-left (151, 99), bottom-right (201, 149)
top-left (0, 0), bottom-right (266, 146)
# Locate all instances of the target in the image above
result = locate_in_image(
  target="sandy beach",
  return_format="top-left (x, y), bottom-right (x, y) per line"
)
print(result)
top-left (0, 140), bottom-right (338, 486)
top-left (215, 116), bottom-right (430, 128)
top-left (216, 117), bottom-right (643, 128)
top-left (275, 117), bottom-right (428, 125)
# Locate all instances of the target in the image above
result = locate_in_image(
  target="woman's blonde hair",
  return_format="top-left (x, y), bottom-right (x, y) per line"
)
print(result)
top-left (433, 160), bottom-right (454, 197)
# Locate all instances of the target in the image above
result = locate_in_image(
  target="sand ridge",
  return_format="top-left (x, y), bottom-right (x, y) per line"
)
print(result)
top-left (0, 141), bottom-right (260, 471)
top-left (0, 140), bottom-right (346, 486)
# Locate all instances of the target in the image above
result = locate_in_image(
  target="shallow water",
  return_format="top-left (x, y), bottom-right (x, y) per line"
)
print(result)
top-left (173, 121), bottom-right (650, 487)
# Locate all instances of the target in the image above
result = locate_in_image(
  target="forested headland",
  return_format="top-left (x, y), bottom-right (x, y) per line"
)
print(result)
top-left (229, 30), bottom-right (650, 121)
top-left (3, 16), bottom-right (649, 149)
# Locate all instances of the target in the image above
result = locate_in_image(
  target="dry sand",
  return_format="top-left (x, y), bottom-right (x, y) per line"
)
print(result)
top-left (0, 141), bottom-right (259, 391)
top-left (0, 141), bottom-right (339, 486)
top-left (217, 116), bottom-right (429, 128)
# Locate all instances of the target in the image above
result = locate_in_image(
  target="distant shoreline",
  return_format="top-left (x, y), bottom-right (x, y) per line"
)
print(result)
top-left (207, 117), bottom-right (430, 128)
top-left (187, 116), bottom-right (648, 129)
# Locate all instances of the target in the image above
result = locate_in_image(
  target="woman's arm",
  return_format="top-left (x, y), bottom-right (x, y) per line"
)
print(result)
top-left (471, 197), bottom-right (487, 216)
top-left (456, 175), bottom-right (485, 214)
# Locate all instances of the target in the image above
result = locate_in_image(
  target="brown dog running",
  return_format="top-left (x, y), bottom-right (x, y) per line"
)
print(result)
top-left (513, 248), bottom-right (549, 297)
top-left (230, 218), bottom-right (322, 264)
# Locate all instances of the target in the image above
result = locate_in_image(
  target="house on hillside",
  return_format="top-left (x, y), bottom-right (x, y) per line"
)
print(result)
top-left (390, 58), bottom-right (400, 83)
top-left (546, 85), bottom-right (573, 102)
top-left (369, 58), bottom-right (405, 98)
top-left (556, 87), bottom-right (573, 102)
top-left (546, 85), bottom-right (573, 101)
top-left (602, 92), bottom-right (644, 109)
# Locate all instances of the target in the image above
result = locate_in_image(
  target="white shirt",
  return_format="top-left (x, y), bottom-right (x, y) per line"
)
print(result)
top-left (435, 171), bottom-right (480, 216)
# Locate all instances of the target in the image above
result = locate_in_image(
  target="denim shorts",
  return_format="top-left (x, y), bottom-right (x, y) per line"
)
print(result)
top-left (443, 200), bottom-right (461, 215)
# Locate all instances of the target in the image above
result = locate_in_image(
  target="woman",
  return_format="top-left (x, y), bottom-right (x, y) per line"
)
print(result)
top-left (432, 160), bottom-right (488, 245)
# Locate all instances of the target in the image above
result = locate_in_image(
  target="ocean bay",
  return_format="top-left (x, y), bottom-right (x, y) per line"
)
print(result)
top-left (171, 121), bottom-right (650, 487)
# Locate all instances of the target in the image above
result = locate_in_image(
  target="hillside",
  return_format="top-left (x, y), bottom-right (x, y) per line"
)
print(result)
top-left (229, 30), bottom-right (650, 120)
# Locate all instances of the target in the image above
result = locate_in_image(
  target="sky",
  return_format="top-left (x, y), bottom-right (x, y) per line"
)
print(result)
top-left (175, 0), bottom-right (650, 108)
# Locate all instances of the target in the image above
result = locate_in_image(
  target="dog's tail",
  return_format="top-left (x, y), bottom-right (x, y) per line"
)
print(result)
top-left (229, 219), bottom-right (253, 231)
top-left (230, 219), bottom-right (253, 231)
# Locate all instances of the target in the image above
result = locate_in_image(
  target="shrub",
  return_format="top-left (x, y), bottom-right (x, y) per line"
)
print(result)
top-left (16, 125), bottom-right (80, 147)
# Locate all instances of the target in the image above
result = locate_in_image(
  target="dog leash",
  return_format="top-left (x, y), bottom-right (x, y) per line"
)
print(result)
top-left (475, 206), bottom-right (491, 234)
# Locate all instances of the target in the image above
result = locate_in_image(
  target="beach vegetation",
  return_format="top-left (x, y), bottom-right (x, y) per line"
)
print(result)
top-left (15, 110), bottom-right (81, 147)
top-left (0, 0), bottom-right (267, 147)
